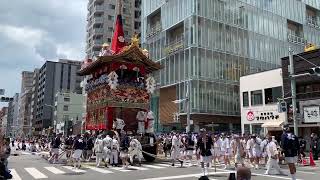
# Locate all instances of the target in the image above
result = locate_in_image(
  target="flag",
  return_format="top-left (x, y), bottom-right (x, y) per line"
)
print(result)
top-left (111, 14), bottom-right (126, 54)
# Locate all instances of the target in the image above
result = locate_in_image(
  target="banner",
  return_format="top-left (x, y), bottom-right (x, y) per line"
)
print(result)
top-left (304, 106), bottom-right (320, 123)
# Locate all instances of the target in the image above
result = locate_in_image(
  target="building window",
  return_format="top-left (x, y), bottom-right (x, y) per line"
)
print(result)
top-left (108, 27), bottom-right (113, 32)
top-left (251, 90), bottom-right (263, 106)
top-left (108, 15), bottom-right (114, 21)
top-left (264, 86), bottom-right (282, 104)
top-left (109, 4), bottom-right (115, 10)
top-left (63, 105), bottom-right (69, 111)
top-left (242, 92), bottom-right (249, 107)
top-left (64, 97), bottom-right (70, 102)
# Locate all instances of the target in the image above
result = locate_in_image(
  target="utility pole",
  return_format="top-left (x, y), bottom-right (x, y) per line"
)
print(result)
top-left (289, 47), bottom-right (298, 136)
top-left (186, 81), bottom-right (191, 133)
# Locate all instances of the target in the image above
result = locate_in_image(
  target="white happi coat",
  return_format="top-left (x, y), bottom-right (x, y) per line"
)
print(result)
top-left (171, 135), bottom-right (181, 159)
top-left (129, 138), bottom-right (143, 161)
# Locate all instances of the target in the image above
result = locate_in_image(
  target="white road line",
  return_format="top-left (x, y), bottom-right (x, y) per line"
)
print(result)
top-left (251, 173), bottom-right (303, 180)
top-left (142, 164), bottom-right (166, 169)
top-left (62, 166), bottom-right (86, 173)
top-left (20, 152), bottom-right (31, 155)
top-left (9, 169), bottom-right (22, 180)
top-left (129, 166), bottom-right (149, 170)
top-left (25, 168), bottom-right (48, 179)
top-left (139, 172), bottom-right (231, 180)
top-left (295, 170), bottom-right (317, 175)
top-left (44, 167), bottom-right (65, 174)
top-left (155, 163), bottom-right (171, 167)
top-left (85, 166), bottom-right (114, 174)
top-left (109, 167), bottom-right (132, 172)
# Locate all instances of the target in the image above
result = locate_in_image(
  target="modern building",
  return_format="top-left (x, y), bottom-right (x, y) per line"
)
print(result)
top-left (7, 93), bottom-right (20, 137)
top-left (240, 68), bottom-right (285, 138)
top-left (7, 93), bottom-right (19, 137)
top-left (18, 71), bottom-right (35, 137)
top-left (30, 69), bottom-right (39, 136)
top-left (54, 92), bottom-right (84, 135)
top-left (34, 59), bottom-right (83, 135)
top-left (281, 48), bottom-right (320, 138)
top-left (0, 107), bottom-right (8, 136)
top-left (141, 0), bottom-right (320, 132)
top-left (86, 0), bottom-right (142, 58)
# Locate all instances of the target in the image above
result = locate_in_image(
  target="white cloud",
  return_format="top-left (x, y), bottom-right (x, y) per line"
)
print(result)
top-left (0, 25), bottom-right (45, 47)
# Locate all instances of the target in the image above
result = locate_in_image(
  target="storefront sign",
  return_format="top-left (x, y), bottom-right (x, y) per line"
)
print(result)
top-left (304, 106), bottom-right (320, 123)
top-left (246, 110), bottom-right (280, 121)
top-left (246, 111), bottom-right (255, 121)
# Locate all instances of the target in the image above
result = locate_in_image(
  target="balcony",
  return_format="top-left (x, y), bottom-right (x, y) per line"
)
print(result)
top-left (306, 16), bottom-right (320, 29)
top-left (93, 28), bottom-right (103, 34)
top-left (164, 36), bottom-right (184, 55)
top-left (146, 23), bottom-right (162, 38)
top-left (92, 17), bottom-right (104, 24)
top-left (287, 34), bottom-right (307, 45)
top-left (93, 5), bottom-right (104, 12)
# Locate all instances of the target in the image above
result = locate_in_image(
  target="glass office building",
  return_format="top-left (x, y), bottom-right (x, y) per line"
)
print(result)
top-left (141, 0), bottom-right (320, 131)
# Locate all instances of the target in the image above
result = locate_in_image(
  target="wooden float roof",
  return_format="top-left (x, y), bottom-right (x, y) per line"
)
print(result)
top-left (77, 44), bottom-right (161, 76)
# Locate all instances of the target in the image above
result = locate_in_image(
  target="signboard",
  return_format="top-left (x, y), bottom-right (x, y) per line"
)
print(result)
top-left (304, 106), bottom-right (320, 123)
top-left (245, 110), bottom-right (281, 122)
top-left (0, 89), bottom-right (4, 95)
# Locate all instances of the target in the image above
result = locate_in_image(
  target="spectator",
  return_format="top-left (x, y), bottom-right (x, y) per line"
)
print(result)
top-left (235, 167), bottom-right (251, 180)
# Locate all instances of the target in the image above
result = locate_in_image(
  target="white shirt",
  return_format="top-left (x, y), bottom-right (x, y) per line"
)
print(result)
top-left (103, 136), bottom-right (113, 148)
top-left (221, 138), bottom-right (230, 151)
top-left (266, 141), bottom-right (278, 157)
top-left (94, 138), bottom-right (104, 153)
top-left (112, 138), bottom-right (119, 151)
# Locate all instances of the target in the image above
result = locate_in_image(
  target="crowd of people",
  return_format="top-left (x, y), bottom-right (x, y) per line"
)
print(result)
top-left (1, 125), bottom-right (319, 180)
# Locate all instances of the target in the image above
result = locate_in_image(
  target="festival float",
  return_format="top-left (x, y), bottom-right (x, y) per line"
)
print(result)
top-left (77, 9), bottom-right (161, 161)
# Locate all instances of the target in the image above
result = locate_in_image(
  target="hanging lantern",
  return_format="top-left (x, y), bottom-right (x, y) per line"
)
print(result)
top-left (145, 75), bottom-right (156, 94)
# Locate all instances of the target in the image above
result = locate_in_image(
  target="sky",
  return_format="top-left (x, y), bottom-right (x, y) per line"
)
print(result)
top-left (0, 0), bottom-right (87, 108)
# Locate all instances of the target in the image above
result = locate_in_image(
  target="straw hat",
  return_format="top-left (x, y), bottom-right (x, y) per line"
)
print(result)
top-left (102, 43), bottom-right (109, 47)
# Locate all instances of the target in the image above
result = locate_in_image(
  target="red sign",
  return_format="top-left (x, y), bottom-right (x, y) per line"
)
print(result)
top-left (246, 111), bottom-right (255, 121)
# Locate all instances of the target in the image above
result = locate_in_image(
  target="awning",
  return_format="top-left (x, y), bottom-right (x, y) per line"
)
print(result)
top-left (262, 121), bottom-right (284, 128)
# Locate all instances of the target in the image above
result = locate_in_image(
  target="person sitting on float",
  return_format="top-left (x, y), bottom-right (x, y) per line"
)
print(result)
top-left (99, 43), bottom-right (114, 56)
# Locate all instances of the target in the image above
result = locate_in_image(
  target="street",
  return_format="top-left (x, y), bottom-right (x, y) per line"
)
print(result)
top-left (7, 151), bottom-right (320, 180)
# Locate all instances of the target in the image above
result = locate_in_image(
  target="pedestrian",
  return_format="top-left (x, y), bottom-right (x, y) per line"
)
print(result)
top-left (249, 134), bottom-right (262, 169)
top-left (49, 133), bottom-right (61, 164)
top-left (221, 133), bottom-right (231, 169)
top-left (265, 135), bottom-right (285, 175)
top-left (232, 135), bottom-right (245, 168)
top-left (196, 129), bottom-right (213, 176)
top-left (94, 135), bottom-right (104, 167)
top-left (103, 133), bottom-right (113, 167)
top-left (120, 131), bottom-right (130, 169)
top-left (281, 124), bottom-right (300, 180)
top-left (128, 136), bottom-right (143, 166)
top-left (212, 135), bottom-right (222, 165)
top-left (171, 132), bottom-right (183, 167)
top-left (65, 136), bottom-right (74, 163)
top-left (83, 132), bottom-right (94, 162)
top-left (184, 133), bottom-right (196, 167)
top-left (298, 136), bottom-right (306, 162)
top-left (235, 167), bottom-right (251, 180)
top-left (72, 134), bottom-right (84, 169)
top-left (110, 134), bottom-right (119, 167)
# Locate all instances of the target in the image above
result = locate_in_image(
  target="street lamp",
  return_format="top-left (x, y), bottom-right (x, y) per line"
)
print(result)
top-left (172, 81), bottom-right (191, 133)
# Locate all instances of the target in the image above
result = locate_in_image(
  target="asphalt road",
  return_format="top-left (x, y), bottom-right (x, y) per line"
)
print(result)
top-left (6, 151), bottom-right (320, 180)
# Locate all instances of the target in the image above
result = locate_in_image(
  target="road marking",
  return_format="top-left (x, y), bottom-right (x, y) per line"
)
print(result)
top-left (155, 163), bottom-right (171, 167)
top-left (142, 164), bottom-right (166, 169)
top-left (10, 169), bottom-right (22, 180)
top-left (139, 171), bottom-right (230, 180)
top-left (295, 170), bottom-right (317, 175)
top-left (85, 166), bottom-right (114, 174)
top-left (21, 151), bottom-right (31, 155)
top-left (109, 167), bottom-right (132, 172)
top-left (62, 166), bottom-right (86, 173)
top-left (251, 173), bottom-right (302, 180)
top-left (25, 167), bottom-right (48, 179)
top-left (44, 167), bottom-right (65, 174)
top-left (129, 166), bottom-right (149, 170)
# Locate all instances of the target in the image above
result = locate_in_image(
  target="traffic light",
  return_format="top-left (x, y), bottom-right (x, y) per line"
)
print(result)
top-left (278, 101), bottom-right (287, 113)
top-left (307, 67), bottom-right (320, 75)
top-left (0, 96), bottom-right (13, 102)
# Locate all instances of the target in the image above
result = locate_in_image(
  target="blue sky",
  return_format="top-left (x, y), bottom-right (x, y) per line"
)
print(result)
top-left (0, 0), bottom-right (87, 107)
